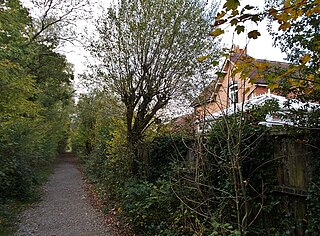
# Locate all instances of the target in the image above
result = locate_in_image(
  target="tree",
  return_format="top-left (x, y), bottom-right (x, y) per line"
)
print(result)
top-left (90, 0), bottom-right (219, 174)
top-left (20, 0), bottom-right (92, 47)
top-left (189, 1), bottom-right (320, 233)
top-left (0, 0), bottom-right (74, 204)
top-left (266, 0), bottom-right (320, 101)
top-left (0, 0), bottom-right (39, 124)
top-left (211, 0), bottom-right (320, 101)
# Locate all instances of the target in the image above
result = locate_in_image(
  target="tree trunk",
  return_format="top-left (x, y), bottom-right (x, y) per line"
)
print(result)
top-left (127, 129), bottom-right (143, 176)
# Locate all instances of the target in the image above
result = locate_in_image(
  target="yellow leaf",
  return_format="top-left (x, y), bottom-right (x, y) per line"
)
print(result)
top-left (269, 83), bottom-right (279, 91)
top-left (307, 74), bottom-right (315, 81)
top-left (291, 9), bottom-right (303, 20)
top-left (275, 12), bottom-right (289, 23)
top-left (223, 0), bottom-right (240, 11)
top-left (197, 54), bottom-right (210, 62)
top-left (209, 28), bottom-right (225, 37)
top-left (279, 22), bottom-right (291, 30)
top-left (268, 8), bottom-right (277, 17)
top-left (304, 87), bottom-right (313, 95)
top-left (300, 54), bottom-right (311, 64)
top-left (284, 0), bottom-right (291, 8)
top-left (306, 8), bottom-right (314, 17)
top-left (216, 11), bottom-right (226, 20)
top-left (254, 62), bottom-right (269, 70)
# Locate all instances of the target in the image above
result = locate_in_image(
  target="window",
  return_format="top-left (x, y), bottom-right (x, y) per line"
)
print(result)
top-left (229, 81), bottom-right (238, 105)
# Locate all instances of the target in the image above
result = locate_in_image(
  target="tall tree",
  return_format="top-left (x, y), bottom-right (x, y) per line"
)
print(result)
top-left (0, 0), bottom-right (74, 204)
top-left (91, 0), bottom-right (219, 174)
top-left (0, 0), bottom-right (38, 124)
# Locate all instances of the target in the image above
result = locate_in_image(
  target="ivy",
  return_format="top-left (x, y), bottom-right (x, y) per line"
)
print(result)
top-left (306, 131), bottom-right (320, 233)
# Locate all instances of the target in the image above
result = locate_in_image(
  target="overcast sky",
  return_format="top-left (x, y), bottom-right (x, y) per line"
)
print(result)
top-left (61, 0), bottom-right (286, 76)
top-left (220, 0), bottom-right (286, 62)
top-left (21, 0), bottom-right (287, 93)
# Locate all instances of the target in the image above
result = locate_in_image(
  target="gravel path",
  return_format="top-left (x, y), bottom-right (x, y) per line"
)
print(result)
top-left (14, 153), bottom-right (113, 236)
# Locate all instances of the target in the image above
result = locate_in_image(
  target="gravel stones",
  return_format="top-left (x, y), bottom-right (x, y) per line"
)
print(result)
top-left (14, 153), bottom-right (113, 236)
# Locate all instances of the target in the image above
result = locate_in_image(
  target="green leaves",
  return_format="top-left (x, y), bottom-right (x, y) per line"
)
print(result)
top-left (0, 0), bottom-right (74, 208)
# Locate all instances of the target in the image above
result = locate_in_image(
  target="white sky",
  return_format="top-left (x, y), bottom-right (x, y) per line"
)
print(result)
top-left (21, 0), bottom-right (287, 93)
top-left (222, 20), bottom-right (286, 61)
top-left (62, 0), bottom-right (286, 76)
top-left (219, 0), bottom-right (286, 62)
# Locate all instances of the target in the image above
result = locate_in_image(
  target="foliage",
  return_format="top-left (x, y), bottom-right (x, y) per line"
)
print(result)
top-left (266, 0), bottom-right (320, 101)
top-left (73, 91), bottom-right (320, 235)
top-left (301, 130), bottom-right (320, 234)
top-left (176, 103), bottom-right (280, 235)
top-left (71, 90), bottom-right (129, 198)
top-left (72, 97), bottom-right (194, 234)
top-left (90, 0), bottom-right (220, 175)
top-left (148, 136), bottom-right (193, 181)
top-left (0, 0), bottom-right (74, 232)
top-left (121, 179), bottom-right (179, 235)
top-left (210, 0), bottom-right (320, 101)
top-left (70, 0), bottom-right (320, 235)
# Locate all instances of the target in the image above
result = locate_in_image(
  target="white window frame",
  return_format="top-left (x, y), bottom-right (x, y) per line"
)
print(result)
top-left (229, 81), bottom-right (238, 105)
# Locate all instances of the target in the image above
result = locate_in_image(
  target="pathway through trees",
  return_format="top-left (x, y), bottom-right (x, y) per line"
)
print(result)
top-left (14, 153), bottom-right (113, 236)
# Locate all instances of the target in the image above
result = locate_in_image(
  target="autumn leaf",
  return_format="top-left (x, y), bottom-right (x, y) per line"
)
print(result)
top-left (241, 4), bottom-right (255, 14)
top-left (239, 14), bottom-right (252, 21)
top-left (230, 19), bottom-right (238, 26)
top-left (269, 83), bottom-right (279, 91)
top-left (251, 14), bottom-right (260, 23)
top-left (214, 19), bottom-right (227, 26)
top-left (216, 11), bottom-right (226, 20)
top-left (244, 5), bottom-right (255, 10)
top-left (268, 8), bottom-right (277, 17)
top-left (300, 54), bottom-right (311, 64)
top-left (197, 54), bottom-right (210, 62)
top-left (231, 9), bottom-right (239, 17)
top-left (304, 87), bottom-right (313, 95)
top-left (275, 12), bottom-right (289, 23)
top-left (283, 0), bottom-right (291, 8)
top-left (279, 22), bottom-right (291, 31)
top-left (306, 74), bottom-right (315, 81)
top-left (248, 30), bottom-right (261, 39)
top-left (254, 62), bottom-right (269, 71)
top-left (235, 25), bottom-right (245, 34)
top-left (223, 0), bottom-right (240, 11)
top-left (209, 28), bottom-right (225, 37)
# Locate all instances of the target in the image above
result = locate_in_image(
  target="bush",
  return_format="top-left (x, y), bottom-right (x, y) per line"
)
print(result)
top-left (121, 179), bottom-right (179, 235)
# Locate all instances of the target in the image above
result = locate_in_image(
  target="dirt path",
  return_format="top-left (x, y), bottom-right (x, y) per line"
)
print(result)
top-left (14, 153), bottom-right (113, 236)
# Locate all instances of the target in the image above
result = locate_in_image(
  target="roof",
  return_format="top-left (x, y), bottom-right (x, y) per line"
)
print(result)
top-left (229, 53), bottom-right (291, 84)
top-left (192, 51), bottom-right (291, 107)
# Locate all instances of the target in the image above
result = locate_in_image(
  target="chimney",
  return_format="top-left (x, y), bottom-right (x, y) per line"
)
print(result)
top-left (232, 44), bottom-right (247, 54)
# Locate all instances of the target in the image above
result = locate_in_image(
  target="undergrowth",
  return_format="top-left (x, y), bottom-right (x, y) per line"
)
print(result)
top-left (0, 158), bottom-right (55, 235)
